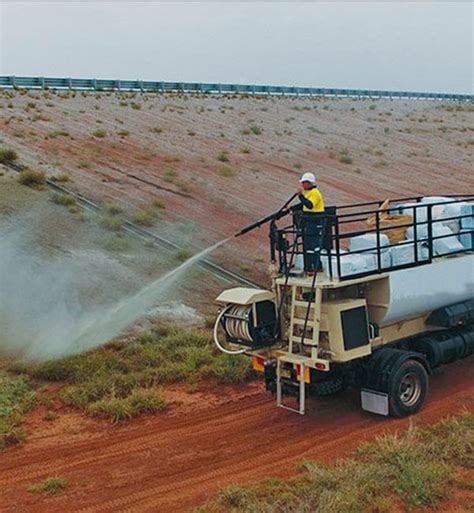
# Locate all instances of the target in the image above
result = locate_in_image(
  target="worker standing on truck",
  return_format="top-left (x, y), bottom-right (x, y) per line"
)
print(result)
top-left (296, 172), bottom-right (325, 272)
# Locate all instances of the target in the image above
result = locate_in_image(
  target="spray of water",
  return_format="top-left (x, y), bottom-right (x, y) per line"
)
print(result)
top-left (69, 238), bottom-right (229, 353)
top-left (0, 207), bottom-right (229, 360)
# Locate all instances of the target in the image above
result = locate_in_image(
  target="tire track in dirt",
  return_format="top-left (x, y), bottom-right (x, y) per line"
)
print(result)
top-left (0, 358), bottom-right (472, 513)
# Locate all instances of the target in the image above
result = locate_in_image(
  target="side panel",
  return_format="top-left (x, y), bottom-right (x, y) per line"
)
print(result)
top-left (382, 255), bottom-right (474, 325)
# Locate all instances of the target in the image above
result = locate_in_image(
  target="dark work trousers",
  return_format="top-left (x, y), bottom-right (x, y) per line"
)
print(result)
top-left (301, 213), bottom-right (324, 272)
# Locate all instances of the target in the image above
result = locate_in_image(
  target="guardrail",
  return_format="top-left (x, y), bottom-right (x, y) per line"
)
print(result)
top-left (0, 75), bottom-right (472, 101)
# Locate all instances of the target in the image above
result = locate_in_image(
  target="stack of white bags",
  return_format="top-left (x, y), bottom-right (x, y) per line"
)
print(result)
top-left (321, 196), bottom-right (473, 278)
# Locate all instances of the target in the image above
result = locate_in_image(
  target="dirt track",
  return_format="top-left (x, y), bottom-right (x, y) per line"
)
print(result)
top-left (0, 358), bottom-right (472, 513)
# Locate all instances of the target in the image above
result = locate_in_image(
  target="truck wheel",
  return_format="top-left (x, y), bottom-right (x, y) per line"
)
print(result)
top-left (313, 377), bottom-right (344, 396)
top-left (388, 359), bottom-right (428, 417)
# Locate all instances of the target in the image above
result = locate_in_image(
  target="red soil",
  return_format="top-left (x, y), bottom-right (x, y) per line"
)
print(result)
top-left (0, 358), bottom-right (472, 513)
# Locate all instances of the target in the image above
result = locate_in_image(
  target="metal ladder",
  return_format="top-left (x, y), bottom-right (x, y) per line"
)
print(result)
top-left (276, 357), bottom-right (306, 415)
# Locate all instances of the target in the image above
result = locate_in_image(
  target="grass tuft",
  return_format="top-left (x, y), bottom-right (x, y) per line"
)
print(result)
top-left (28, 477), bottom-right (67, 494)
top-left (104, 202), bottom-right (122, 216)
top-left (0, 374), bottom-right (35, 451)
top-left (203, 413), bottom-right (473, 512)
top-left (0, 147), bottom-right (18, 164)
top-left (14, 325), bottom-right (253, 421)
top-left (92, 129), bottom-right (107, 138)
top-left (100, 215), bottom-right (122, 231)
top-left (216, 165), bottom-right (237, 178)
top-left (132, 209), bottom-right (155, 226)
top-left (102, 234), bottom-right (130, 252)
top-left (18, 168), bottom-right (46, 187)
top-left (51, 193), bottom-right (76, 207)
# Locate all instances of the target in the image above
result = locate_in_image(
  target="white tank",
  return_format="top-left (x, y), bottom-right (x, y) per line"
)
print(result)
top-left (381, 254), bottom-right (474, 325)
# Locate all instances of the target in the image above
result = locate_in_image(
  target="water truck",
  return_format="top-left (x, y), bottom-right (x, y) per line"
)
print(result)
top-left (214, 195), bottom-right (474, 416)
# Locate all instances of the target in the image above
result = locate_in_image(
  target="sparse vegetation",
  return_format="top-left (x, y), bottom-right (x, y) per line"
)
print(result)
top-left (217, 151), bottom-right (229, 162)
top-left (216, 165), bottom-right (237, 178)
top-left (175, 248), bottom-right (192, 262)
top-left (132, 208), bottom-right (155, 226)
top-left (51, 193), bottom-right (76, 207)
top-left (88, 388), bottom-right (167, 422)
top-left (102, 234), bottom-right (130, 252)
top-left (100, 215), bottom-right (122, 231)
top-left (104, 202), bottom-right (122, 215)
top-left (204, 413), bottom-right (473, 513)
top-left (28, 477), bottom-right (67, 495)
top-left (92, 129), bottom-right (107, 138)
top-left (18, 168), bottom-right (46, 187)
top-left (249, 125), bottom-right (262, 135)
top-left (0, 147), bottom-right (19, 164)
top-left (339, 148), bottom-right (353, 164)
top-left (0, 374), bottom-right (35, 451)
top-left (163, 168), bottom-right (178, 182)
top-left (11, 325), bottom-right (253, 421)
top-left (117, 130), bottom-right (130, 137)
top-left (53, 173), bottom-right (71, 183)
top-left (48, 129), bottom-right (70, 139)
top-left (152, 198), bottom-right (166, 209)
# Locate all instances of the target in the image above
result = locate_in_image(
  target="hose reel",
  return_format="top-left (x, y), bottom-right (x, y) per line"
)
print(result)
top-left (214, 288), bottom-right (279, 354)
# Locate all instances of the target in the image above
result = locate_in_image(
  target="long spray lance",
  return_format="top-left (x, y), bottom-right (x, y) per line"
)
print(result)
top-left (234, 193), bottom-right (298, 238)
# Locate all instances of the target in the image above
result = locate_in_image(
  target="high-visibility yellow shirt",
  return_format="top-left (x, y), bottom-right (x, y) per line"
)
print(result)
top-left (303, 187), bottom-right (325, 213)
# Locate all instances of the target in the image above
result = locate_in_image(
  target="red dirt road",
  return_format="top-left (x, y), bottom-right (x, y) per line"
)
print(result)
top-left (0, 358), bottom-right (472, 513)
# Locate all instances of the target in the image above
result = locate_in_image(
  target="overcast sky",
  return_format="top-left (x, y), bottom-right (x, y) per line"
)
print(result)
top-left (0, 1), bottom-right (472, 94)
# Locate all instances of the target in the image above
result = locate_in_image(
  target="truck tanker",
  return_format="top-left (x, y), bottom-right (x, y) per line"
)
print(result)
top-left (214, 195), bottom-right (474, 416)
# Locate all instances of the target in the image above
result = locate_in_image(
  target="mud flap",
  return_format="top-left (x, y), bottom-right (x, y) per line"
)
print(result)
top-left (361, 388), bottom-right (389, 416)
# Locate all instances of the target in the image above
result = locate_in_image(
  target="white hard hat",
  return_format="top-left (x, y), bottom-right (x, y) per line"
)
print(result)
top-left (299, 172), bottom-right (316, 184)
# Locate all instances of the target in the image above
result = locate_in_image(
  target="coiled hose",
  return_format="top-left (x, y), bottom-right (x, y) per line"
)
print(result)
top-left (213, 304), bottom-right (251, 355)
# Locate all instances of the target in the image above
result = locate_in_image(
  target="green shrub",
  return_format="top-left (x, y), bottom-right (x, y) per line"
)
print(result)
top-left (102, 234), bottom-right (129, 252)
top-left (87, 389), bottom-right (166, 422)
top-left (217, 151), bottom-right (229, 162)
top-left (205, 414), bottom-right (473, 513)
top-left (249, 125), bottom-right (262, 135)
top-left (51, 193), bottom-right (76, 206)
top-left (104, 202), bottom-right (122, 215)
top-left (14, 325), bottom-right (253, 421)
top-left (339, 149), bottom-right (353, 165)
top-left (92, 129), bottom-right (107, 138)
top-left (211, 354), bottom-right (253, 384)
top-left (54, 173), bottom-right (71, 183)
top-left (175, 248), bottom-right (192, 262)
top-left (132, 209), bottom-right (155, 226)
top-left (163, 168), bottom-right (178, 182)
top-left (117, 130), bottom-right (130, 137)
top-left (48, 129), bottom-right (69, 139)
top-left (0, 374), bottom-right (35, 451)
top-left (152, 198), bottom-right (166, 209)
top-left (87, 397), bottom-right (133, 422)
top-left (216, 165), bottom-right (237, 178)
top-left (128, 388), bottom-right (167, 414)
top-left (100, 215), bottom-right (122, 231)
top-left (0, 148), bottom-right (18, 164)
top-left (18, 168), bottom-right (46, 187)
top-left (28, 477), bottom-right (67, 494)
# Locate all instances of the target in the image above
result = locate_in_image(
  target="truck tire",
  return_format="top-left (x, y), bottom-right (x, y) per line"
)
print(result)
top-left (388, 359), bottom-right (428, 417)
top-left (313, 377), bottom-right (344, 396)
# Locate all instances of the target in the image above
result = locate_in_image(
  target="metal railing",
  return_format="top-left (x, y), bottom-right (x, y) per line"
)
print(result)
top-left (0, 75), bottom-right (472, 101)
top-left (272, 196), bottom-right (474, 281)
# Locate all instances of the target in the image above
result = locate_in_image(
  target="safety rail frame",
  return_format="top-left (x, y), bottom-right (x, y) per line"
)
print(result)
top-left (0, 75), bottom-right (472, 101)
top-left (272, 196), bottom-right (474, 281)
